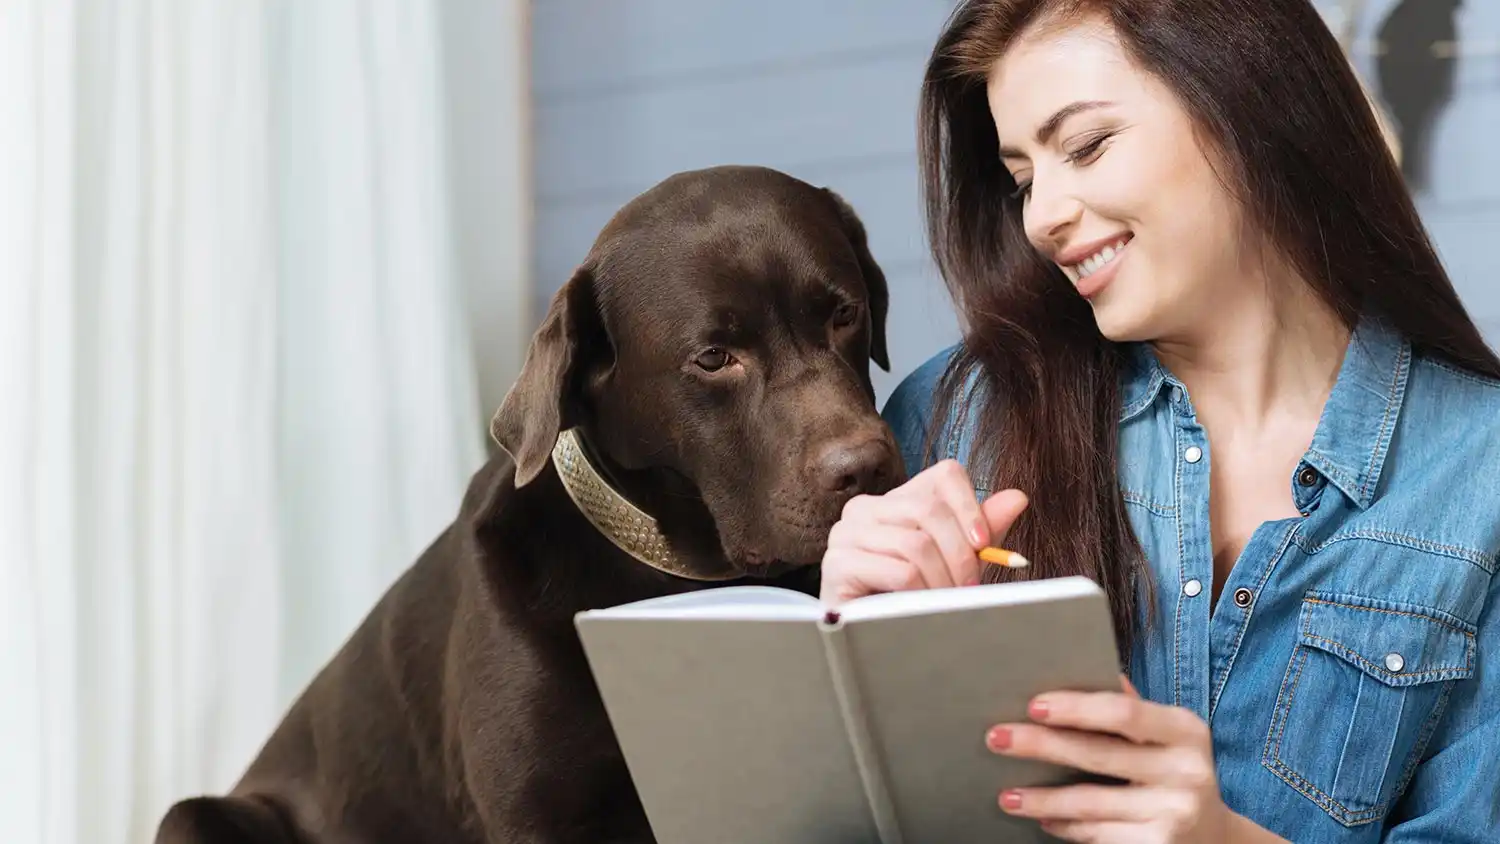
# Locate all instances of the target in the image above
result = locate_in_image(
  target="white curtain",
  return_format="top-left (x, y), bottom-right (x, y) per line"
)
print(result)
top-left (0, 2), bottom-right (490, 843)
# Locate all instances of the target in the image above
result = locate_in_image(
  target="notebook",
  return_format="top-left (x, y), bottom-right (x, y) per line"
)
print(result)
top-left (574, 575), bottom-right (1122, 843)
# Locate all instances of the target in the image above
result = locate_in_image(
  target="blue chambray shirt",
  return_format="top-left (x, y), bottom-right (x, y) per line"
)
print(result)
top-left (881, 314), bottom-right (1500, 842)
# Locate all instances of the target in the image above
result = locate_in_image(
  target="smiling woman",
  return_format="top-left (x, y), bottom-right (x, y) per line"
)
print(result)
top-left (816, 0), bottom-right (1500, 842)
top-left (987, 16), bottom-right (1324, 343)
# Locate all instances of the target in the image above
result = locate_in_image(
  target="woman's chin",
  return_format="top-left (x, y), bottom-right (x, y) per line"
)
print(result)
top-left (1088, 295), bottom-right (1152, 344)
top-left (1094, 310), bottom-right (1178, 347)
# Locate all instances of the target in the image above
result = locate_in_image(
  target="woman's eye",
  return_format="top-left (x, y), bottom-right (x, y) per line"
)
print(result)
top-left (1066, 133), bottom-right (1111, 164)
top-left (831, 302), bottom-right (860, 328)
top-left (694, 348), bottom-right (732, 372)
top-left (1009, 181), bottom-right (1032, 202)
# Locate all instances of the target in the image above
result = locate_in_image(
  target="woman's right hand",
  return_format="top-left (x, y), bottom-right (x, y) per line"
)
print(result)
top-left (819, 459), bottom-right (1030, 606)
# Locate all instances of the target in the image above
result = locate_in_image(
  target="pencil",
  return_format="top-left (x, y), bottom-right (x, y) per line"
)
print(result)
top-left (978, 546), bottom-right (1030, 568)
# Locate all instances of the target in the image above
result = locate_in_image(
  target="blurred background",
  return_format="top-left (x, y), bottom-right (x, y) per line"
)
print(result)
top-left (2, 1), bottom-right (1494, 842)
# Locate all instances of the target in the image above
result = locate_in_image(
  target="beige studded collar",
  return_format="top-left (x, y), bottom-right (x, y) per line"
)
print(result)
top-left (549, 428), bottom-right (740, 581)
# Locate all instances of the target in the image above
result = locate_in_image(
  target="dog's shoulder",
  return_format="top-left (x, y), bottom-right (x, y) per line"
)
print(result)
top-left (457, 449), bottom-right (520, 523)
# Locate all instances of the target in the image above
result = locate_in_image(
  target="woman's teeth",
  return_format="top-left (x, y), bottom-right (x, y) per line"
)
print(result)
top-left (1062, 238), bottom-right (1130, 283)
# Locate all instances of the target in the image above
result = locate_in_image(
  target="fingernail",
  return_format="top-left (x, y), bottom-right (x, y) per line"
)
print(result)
top-left (999, 790), bottom-right (1024, 811)
top-left (985, 726), bottom-right (1012, 752)
top-left (965, 575), bottom-right (981, 587)
top-left (970, 521), bottom-right (987, 547)
top-left (1028, 699), bottom-right (1050, 721)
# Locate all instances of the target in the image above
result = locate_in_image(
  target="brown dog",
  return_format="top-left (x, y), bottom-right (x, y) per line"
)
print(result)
top-left (153, 165), bottom-right (905, 844)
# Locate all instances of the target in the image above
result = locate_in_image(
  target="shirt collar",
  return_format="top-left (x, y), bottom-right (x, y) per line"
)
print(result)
top-left (1119, 341), bottom-right (1170, 423)
top-left (1117, 312), bottom-right (1410, 509)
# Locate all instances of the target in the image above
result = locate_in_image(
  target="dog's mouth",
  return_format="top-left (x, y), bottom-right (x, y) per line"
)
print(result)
top-left (735, 550), bottom-right (804, 580)
top-left (725, 502), bottom-right (870, 580)
top-left (739, 561), bottom-right (782, 579)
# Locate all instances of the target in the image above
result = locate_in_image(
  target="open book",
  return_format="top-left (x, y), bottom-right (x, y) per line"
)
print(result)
top-left (574, 575), bottom-right (1122, 844)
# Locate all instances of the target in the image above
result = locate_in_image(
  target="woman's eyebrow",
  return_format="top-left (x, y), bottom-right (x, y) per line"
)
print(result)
top-left (998, 100), bottom-right (1115, 158)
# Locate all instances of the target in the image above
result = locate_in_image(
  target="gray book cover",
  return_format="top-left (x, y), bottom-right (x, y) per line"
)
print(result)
top-left (575, 576), bottom-right (1122, 843)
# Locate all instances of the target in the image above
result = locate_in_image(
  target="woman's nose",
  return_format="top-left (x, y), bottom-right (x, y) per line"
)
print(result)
top-left (1022, 179), bottom-right (1082, 252)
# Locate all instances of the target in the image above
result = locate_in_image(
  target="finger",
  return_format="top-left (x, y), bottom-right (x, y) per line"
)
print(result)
top-left (1000, 783), bottom-right (1176, 822)
top-left (838, 487), bottom-right (954, 535)
top-left (987, 722), bottom-right (1174, 784)
top-left (904, 460), bottom-right (987, 546)
top-left (1028, 690), bottom-right (1210, 748)
top-left (830, 495), bottom-right (966, 588)
top-left (1037, 819), bottom-right (1141, 843)
top-left (841, 523), bottom-right (955, 590)
top-left (906, 490), bottom-right (983, 587)
top-left (818, 548), bottom-right (926, 605)
top-left (886, 463), bottom-right (987, 586)
top-left (1120, 674), bottom-right (1140, 698)
top-left (979, 488), bottom-right (1029, 549)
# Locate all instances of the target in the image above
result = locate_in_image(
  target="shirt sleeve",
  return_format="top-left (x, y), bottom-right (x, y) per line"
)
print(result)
top-left (1381, 575), bottom-right (1500, 841)
top-left (879, 345), bottom-right (962, 479)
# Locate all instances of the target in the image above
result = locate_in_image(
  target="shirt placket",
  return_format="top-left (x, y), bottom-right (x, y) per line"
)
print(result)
top-left (1170, 385), bottom-right (1214, 718)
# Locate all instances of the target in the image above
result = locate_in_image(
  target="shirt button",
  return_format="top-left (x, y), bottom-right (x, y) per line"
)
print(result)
top-left (1297, 466), bottom-right (1320, 487)
top-left (1182, 579), bottom-right (1203, 597)
top-left (1184, 446), bottom-right (1203, 464)
top-left (1232, 587), bottom-right (1254, 608)
top-left (1171, 386), bottom-right (1184, 404)
top-left (1385, 652), bottom-right (1405, 673)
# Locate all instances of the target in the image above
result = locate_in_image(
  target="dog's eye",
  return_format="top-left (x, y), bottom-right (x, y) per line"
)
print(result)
top-left (694, 348), bottom-right (732, 372)
top-left (831, 302), bottom-right (860, 328)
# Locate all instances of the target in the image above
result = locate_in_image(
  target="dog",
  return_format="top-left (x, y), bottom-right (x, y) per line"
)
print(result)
top-left (153, 165), bottom-right (906, 844)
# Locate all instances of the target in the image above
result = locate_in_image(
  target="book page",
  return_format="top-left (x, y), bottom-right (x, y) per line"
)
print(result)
top-left (842, 584), bottom-right (1122, 841)
top-left (836, 576), bottom-right (1102, 623)
top-left (583, 584), bottom-right (823, 620)
top-left (575, 608), bottom-right (880, 843)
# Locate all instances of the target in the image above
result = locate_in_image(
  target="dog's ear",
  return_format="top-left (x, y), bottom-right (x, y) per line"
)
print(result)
top-left (490, 267), bottom-right (603, 487)
top-left (823, 188), bottom-right (890, 371)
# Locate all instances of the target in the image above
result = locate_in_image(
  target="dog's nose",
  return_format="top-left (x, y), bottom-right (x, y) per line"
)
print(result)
top-left (812, 437), bottom-right (895, 494)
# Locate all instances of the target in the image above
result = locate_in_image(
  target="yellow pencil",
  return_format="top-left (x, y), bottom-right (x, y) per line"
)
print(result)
top-left (978, 546), bottom-right (1030, 569)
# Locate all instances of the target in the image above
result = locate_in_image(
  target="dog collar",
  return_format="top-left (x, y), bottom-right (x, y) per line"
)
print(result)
top-left (550, 428), bottom-right (740, 581)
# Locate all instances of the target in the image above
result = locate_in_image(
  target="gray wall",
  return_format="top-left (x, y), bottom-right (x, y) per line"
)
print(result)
top-left (531, 1), bottom-right (1499, 407)
top-left (530, 0), bottom-right (962, 404)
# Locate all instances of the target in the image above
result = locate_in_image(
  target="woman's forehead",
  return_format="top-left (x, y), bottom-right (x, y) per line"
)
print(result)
top-left (986, 19), bottom-right (1141, 145)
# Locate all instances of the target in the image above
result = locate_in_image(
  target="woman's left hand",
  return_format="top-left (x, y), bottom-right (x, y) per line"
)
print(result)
top-left (985, 676), bottom-right (1242, 843)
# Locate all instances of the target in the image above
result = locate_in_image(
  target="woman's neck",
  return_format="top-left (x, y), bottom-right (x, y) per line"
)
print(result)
top-left (1149, 280), bottom-right (1350, 436)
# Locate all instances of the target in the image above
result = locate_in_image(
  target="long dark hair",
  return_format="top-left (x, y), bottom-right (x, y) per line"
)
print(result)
top-left (918, 0), bottom-right (1500, 657)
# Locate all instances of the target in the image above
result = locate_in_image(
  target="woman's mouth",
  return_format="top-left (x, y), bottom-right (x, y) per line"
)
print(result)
top-left (1061, 235), bottom-right (1132, 299)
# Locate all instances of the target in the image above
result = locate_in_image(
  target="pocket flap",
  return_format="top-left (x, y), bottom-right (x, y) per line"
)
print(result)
top-left (1298, 593), bottom-right (1475, 687)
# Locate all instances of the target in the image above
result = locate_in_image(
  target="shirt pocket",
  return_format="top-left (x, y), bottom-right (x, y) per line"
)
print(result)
top-left (1262, 592), bottom-right (1476, 827)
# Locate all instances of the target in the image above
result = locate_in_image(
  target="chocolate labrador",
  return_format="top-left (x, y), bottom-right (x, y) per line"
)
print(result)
top-left (152, 165), bottom-right (905, 844)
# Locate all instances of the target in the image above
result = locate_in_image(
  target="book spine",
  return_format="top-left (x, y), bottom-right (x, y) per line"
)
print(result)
top-left (820, 622), bottom-right (904, 844)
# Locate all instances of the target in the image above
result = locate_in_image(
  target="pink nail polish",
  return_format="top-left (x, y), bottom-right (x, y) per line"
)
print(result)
top-left (1028, 699), bottom-right (1050, 721)
top-left (999, 790), bottom-right (1023, 811)
top-left (986, 726), bottom-right (1012, 752)
top-left (971, 522), bottom-right (987, 547)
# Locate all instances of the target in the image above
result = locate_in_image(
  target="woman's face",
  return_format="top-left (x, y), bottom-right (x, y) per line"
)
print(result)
top-left (987, 16), bottom-right (1254, 343)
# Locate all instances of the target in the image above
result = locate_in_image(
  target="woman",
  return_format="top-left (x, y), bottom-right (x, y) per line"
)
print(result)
top-left (820, 0), bottom-right (1500, 841)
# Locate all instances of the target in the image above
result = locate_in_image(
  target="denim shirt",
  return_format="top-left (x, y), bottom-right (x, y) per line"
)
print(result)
top-left (881, 315), bottom-right (1500, 842)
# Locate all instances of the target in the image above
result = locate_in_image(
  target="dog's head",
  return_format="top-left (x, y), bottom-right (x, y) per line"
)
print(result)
top-left (491, 166), bottom-right (904, 578)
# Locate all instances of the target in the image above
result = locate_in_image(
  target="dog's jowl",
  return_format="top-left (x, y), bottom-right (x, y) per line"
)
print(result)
top-left (154, 165), bottom-right (905, 844)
